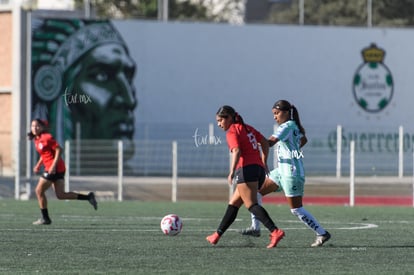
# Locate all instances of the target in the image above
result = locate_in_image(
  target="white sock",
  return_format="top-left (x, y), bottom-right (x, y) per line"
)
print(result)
top-left (291, 207), bottom-right (326, 235)
top-left (250, 193), bottom-right (262, 230)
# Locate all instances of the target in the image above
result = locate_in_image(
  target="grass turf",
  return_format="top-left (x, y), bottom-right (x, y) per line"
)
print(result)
top-left (0, 199), bottom-right (413, 274)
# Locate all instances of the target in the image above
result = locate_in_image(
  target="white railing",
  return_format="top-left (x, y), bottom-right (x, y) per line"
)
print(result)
top-left (10, 125), bottom-right (414, 207)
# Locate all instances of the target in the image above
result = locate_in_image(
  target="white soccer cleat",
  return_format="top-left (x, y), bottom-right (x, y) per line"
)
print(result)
top-left (311, 231), bottom-right (331, 247)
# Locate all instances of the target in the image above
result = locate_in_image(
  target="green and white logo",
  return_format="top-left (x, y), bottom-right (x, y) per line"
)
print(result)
top-left (353, 43), bottom-right (394, 113)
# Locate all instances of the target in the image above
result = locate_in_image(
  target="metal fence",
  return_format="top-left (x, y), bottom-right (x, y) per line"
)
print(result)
top-left (14, 126), bottom-right (414, 179)
top-left (6, 124), bottom-right (414, 203)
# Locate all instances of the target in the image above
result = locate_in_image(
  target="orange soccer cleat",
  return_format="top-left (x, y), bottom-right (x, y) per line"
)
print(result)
top-left (206, 232), bottom-right (221, 245)
top-left (267, 229), bottom-right (285, 248)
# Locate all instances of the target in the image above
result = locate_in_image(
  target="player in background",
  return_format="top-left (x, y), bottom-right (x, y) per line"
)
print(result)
top-left (28, 119), bottom-right (98, 225)
top-left (206, 105), bottom-right (285, 248)
top-left (241, 100), bottom-right (331, 247)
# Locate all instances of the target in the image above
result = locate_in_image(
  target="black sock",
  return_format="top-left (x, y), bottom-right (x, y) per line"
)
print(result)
top-left (248, 204), bottom-right (277, 232)
top-left (77, 194), bottom-right (89, 200)
top-left (41, 208), bottom-right (51, 221)
top-left (217, 205), bottom-right (239, 236)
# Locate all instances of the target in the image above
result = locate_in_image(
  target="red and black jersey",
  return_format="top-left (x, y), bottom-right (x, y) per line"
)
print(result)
top-left (34, 133), bottom-right (66, 173)
top-left (226, 123), bottom-right (265, 169)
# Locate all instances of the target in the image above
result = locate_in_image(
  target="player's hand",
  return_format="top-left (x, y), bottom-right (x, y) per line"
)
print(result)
top-left (227, 173), bottom-right (234, 186)
top-left (49, 167), bottom-right (56, 174)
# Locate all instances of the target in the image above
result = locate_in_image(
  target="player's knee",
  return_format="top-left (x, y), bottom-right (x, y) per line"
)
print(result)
top-left (55, 192), bottom-right (66, 200)
top-left (35, 186), bottom-right (44, 197)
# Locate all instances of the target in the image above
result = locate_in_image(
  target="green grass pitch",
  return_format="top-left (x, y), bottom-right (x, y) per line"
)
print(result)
top-left (0, 199), bottom-right (413, 274)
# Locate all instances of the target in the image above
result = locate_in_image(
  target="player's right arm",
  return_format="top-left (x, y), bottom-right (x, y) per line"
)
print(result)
top-left (33, 157), bottom-right (43, 173)
top-left (268, 136), bottom-right (278, 147)
top-left (228, 147), bottom-right (241, 185)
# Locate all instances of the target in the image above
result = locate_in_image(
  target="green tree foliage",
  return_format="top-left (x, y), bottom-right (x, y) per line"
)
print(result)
top-left (375, 0), bottom-right (414, 26)
top-left (74, 0), bottom-right (414, 27)
top-left (267, 0), bottom-right (414, 27)
top-left (170, 1), bottom-right (209, 21)
top-left (74, 0), bottom-right (210, 20)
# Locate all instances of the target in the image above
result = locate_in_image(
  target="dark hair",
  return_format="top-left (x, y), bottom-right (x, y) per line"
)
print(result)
top-left (272, 100), bottom-right (306, 135)
top-left (217, 105), bottom-right (245, 123)
top-left (27, 119), bottom-right (48, 140)
top-left (216, 105), bottom-right (249, 132)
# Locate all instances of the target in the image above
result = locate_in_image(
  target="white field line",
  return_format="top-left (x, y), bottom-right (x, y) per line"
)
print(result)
top-left (0, 214), bottom-right (383, 231)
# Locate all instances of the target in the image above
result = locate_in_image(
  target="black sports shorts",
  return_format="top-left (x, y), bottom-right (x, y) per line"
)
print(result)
top-left (42, 172), bottom-right (65, 181)
top-left (233, 164), bottom-right (266, 189)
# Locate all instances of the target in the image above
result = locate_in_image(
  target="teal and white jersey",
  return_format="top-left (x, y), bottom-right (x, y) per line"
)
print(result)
top-left (273, 120), bottom-right (305, 177)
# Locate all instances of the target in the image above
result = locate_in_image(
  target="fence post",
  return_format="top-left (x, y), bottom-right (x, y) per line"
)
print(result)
top-left (15, 141), bottom-right (20, 200)
top-left (118, 140), bottom-right (123, 202)
top-left (76, 122), bottom-right (81, 175)
top-left (336, 125), bottom-right (342, 178)
top-left (398, 126), bottom-right (403, 178)
top-left (172, 141), bottom-right (178, 202)
top-left (209, 123), bottom-right (214, 144)
top-left (412, 146), bottom-right (414, 208)
top-left (24, 140), bottom-right (32, 200)
top-left (349, 140), bottom-right (355, 207)
top-left (65, 140), bottom-right (70, 192)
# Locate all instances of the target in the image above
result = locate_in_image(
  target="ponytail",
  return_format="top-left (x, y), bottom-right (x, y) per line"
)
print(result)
top-left (290, 105), bottom-right (305, 135)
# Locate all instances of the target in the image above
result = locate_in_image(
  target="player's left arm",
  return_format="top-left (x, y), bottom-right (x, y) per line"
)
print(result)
top-left (300, 135), bottom-right (308, 148)
top-left (259, 136), bottom-right (269, 172)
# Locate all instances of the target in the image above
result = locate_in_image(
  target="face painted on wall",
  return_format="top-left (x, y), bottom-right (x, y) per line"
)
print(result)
top-left (32, 19), bottom-right (138, 159)
top-left (68, 43), bottom-right (137, 141)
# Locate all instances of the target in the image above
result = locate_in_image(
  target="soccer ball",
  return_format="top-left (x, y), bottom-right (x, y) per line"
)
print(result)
top-left (160, 214), bottom-right (183, 236)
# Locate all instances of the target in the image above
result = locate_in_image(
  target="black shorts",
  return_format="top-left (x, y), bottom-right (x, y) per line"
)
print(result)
top-left (233, 164), bottom-right (266, 189)
top-left (41, 172), bottom-right (65, 181)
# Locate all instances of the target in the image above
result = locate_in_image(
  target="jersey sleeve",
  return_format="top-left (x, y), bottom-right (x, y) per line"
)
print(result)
top-left (273, 122), bottom-right (289, 141)
top-left (226, 126), bottom-right (239, 151)
top-left (43, 133), bottom-right (60, 151)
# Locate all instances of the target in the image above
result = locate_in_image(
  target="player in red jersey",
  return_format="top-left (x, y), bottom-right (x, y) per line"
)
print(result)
top-left (28, 119), bottom-right (97, 225)
top-left (206, 105), bottom-right (285, 248)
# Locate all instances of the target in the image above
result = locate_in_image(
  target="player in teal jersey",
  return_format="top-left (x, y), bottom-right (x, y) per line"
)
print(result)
top-left (241, 100), bottom-right (331, 247)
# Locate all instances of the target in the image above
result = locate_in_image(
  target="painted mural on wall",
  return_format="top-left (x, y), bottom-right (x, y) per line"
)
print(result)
top-left (28, 19), bottom-right (414, 176)
top-left (31, 18), bottom-right (137, 159)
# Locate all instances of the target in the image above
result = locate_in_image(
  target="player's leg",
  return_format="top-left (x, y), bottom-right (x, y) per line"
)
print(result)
top-left (285, 177), bottom-right (331, 247)
top-left (240, 192), bottom-right (262, 236)
top-left (238, 181), bottom-right (285, 248)
top-left (33, 177), bottom-right (53, 225)
top-left (53, 179), bottom-right (98, 210)
top-left (238, 181), bottom-right (276, 231)
top-left (241, 175), bottom-right (282, 236)
top-left (206, 190), bottom-right (243, 245)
